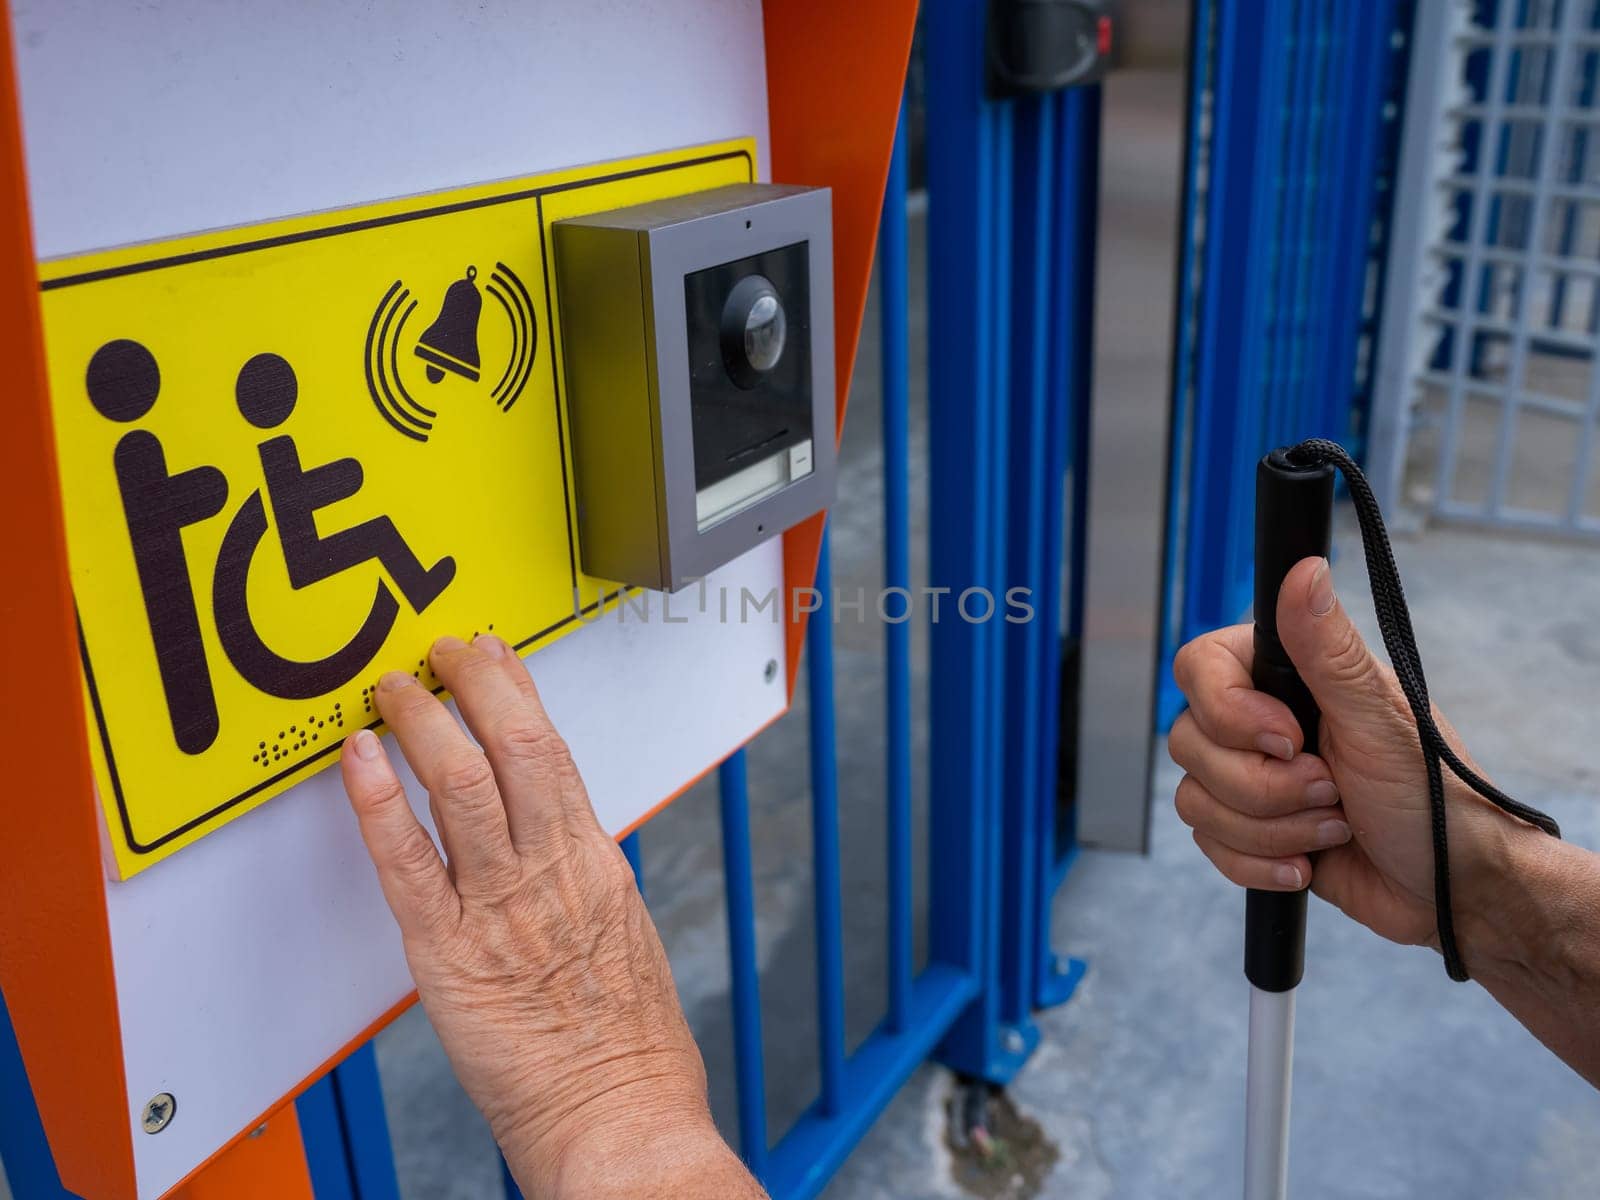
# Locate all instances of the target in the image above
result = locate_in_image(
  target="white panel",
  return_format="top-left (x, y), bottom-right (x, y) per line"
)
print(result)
top-left (12, 0), bottom-right (771, 259)
top-left (10, 3), bottom-right (777, 1196)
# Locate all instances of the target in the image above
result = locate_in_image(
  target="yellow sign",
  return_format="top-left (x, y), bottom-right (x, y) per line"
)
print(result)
top-left (41, 141), bottom-right (756, 877)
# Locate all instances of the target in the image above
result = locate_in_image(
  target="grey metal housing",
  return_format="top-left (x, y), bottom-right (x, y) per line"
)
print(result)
top-left (554, 183), bottom-right (836, 592)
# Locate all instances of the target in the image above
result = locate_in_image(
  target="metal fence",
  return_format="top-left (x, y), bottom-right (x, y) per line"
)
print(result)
top-left (1370, 0), bottom-right (1600, 538)
top-left (1157, 0), bottom-right (1417, 728)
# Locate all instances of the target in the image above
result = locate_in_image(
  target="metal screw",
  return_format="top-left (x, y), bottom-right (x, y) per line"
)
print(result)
top-left (141, 1093), bottom-right (177, 1135)
top-left (763, 658), bottom-right (779, 684)
top-left (1002, 1028), bottom-right (1025, 1055)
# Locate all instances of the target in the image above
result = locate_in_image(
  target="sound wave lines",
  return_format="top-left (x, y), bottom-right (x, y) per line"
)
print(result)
top-left (364, 261), bottom-right (535, 442)
top-left (486, 262), bottom-right (536, 412)
top-left (365, 281), bottom-right (436, 442)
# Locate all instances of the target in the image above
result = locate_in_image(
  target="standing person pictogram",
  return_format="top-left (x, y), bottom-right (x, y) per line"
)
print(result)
top-left (88, 338), bottom-right (229, 754)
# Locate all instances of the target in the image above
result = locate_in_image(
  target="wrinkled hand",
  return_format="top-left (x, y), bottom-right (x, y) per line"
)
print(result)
top-left (1168, 556), bottom-right (1521, 953)
top-left (340, 634), bottom-right (761, 1199)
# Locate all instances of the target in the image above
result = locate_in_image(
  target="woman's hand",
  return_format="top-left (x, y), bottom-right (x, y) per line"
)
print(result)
top-left (339, 634), bottom-right (762, 1199)
top-left (1170, 555), bottom-right (1600, 1086)
top-left (1167, 556), bottom-right (1531, 957)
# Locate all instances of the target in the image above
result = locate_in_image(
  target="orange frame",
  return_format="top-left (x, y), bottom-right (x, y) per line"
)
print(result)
top-left (0, 2), bottom-right (917, 1196)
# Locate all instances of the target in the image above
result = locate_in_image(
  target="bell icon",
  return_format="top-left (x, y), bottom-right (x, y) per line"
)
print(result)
top-left (415, 266), bottom-right (482, 383)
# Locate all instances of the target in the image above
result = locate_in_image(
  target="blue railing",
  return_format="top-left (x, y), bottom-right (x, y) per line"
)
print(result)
top-left (880, 99), bottom-right (915, 1040)
top-left (1156, 0), bottom-right (1417, 729)
top-left (299, 1046), bottom-right (402, 1200)
top-left (732, 35), bottom-right (1100, 1182)
top-left (924, 0), bottom-right (1093, 1084)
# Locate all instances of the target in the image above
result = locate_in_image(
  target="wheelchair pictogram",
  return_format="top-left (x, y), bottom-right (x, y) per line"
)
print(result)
top-left (87, 338), bottom-right (456, 753)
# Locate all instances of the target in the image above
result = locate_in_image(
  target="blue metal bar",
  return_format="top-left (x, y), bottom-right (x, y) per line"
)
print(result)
top-left (620, 830), bottom-right (643, 894)
top-left (1317, 1), bottom-right (1355, 438)
top-left (1157, 0), bottom-right (1216, 730)
top-left (1290, 3), bottom-right (1332, 441)
top-left (296, 1044), bottom-right (400, 1200)
top-left (926, 0), bottom-right (994, 1048)
top-left (1301, 0), bottom-right (1334, 438)
top-left (1267, 0), bottom-right (1314, 450)
top-left (978, 97), bottom-right (1015, 1067)
top-left (878, 100), bottom-right (914, 1038)
top-left (330, 1044), bottom-right (402, 1200)
top-left (999, 93), bottom-right (1053, 1032)
top-left (806, 529), bottom-right (847, 1115)
top-left (1160, 0), bottom-right (1414, 728)
top-left (1349, 0), bottom-right (1420, 461)
top-left (1312, 0), bottom-right (1360, 437)
top-left (299, 1074), bottom-right (359, 1200)
top-left (718, 749), bottom-right (769, 1177)
top-left (0, 987), bottom-right (74, 1198)
top-left (926, 0), bottom-right (994, 1047)
top-left (1219, 0), bottom-right (1289, 614)
top-left (500, 1155), bottom-right (526, 1200)
top-left (1036, 83), bottom-right (1098, 1010)
top-left (763, 965), bottom-right (977, 1200)
top-left (1180, 0), bottom-right (1280, 649)
top-left (1283, 1), bottom-right (1332, 445)
top-left (921, 0), bottom-right (1004, 1088)
top-left (1321, 0), bottom-right (1399, 443)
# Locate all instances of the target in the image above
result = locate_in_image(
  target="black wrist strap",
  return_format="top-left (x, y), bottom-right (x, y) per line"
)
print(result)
top-left (1283, 439), bottom-right (1561, 982)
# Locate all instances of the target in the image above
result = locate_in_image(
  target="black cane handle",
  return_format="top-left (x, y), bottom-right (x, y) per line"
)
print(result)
top-left (1244, 448), bottom-right (1334, 992)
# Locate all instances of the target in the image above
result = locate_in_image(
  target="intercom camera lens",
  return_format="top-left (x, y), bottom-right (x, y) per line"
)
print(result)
top-left (721, 274), bottom-right (787, 388)
top-left (743, 291), bottom-right (786, 372)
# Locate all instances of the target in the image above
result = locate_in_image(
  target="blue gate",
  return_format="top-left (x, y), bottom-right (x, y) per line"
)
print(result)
top-left (1156, 0), bottom-right (1417, 727)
